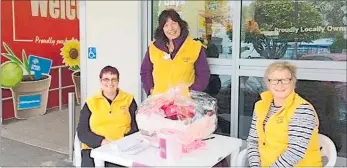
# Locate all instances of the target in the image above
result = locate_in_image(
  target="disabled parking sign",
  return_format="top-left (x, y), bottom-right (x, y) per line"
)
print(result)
top-left (88, 47), bottom-right (96, 59)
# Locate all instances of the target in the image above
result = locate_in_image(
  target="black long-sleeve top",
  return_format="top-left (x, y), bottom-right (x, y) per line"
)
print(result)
top-left (77, 95), bottom-right (138, 149)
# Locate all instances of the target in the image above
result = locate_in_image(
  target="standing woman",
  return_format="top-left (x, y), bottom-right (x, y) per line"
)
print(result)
top-left (140, 9), bottom-right (228, 167)
top-left (140, 9), bottom-right (210, 96)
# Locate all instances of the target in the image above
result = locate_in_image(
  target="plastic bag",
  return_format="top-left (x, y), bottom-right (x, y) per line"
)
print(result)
top-left (136, 86), bottom-right (218, 146)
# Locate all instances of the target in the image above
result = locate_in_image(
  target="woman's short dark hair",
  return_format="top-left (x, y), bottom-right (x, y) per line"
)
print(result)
top-left (99, 65), bottom-right (119, 80)
top-left (154, 9), bottom-right (189, 43)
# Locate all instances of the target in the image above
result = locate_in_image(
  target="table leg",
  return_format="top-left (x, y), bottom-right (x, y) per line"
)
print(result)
top-left (94, 159), bottom-right (105, 167)
top-left (230, 148), bottom-right (240, 166)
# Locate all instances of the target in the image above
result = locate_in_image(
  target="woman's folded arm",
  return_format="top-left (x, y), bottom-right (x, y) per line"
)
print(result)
top-left (76, 104), bottom-right (105, 148)
top-left (247, 111), bottom-right (261, 167)
top-left (125, 98), bottom-right (139, 136)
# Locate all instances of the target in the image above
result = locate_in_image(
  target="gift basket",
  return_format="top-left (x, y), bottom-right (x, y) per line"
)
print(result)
top-left (136, 85), bottom-right (218, 155)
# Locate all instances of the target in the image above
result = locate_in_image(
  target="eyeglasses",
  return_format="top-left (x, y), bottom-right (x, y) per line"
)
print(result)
top-left (268, 78), bottom-right (292, 85)
top-left (101, 78), bottom-right (118, 83)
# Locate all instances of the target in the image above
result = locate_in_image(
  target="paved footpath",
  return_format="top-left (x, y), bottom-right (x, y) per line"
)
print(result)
top-left (1, 137), bottom-right (73, 167)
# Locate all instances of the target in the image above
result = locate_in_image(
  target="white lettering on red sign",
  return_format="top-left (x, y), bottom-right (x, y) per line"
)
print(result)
top-left (30, 0), bottom-right (79, 20)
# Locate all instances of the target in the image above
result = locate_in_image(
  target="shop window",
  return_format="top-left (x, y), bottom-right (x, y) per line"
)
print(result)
top-left (152, 0), bottom-right (236, 59)
top-left (241, 0), bottom-right (347, 60)
top-left (238, 76), bottom-right (347, 157)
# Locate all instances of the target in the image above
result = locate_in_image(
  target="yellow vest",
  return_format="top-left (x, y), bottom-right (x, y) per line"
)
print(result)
top-left (149, 36), bottom-right (202, 95)
top-left (81, 90), bottom-right (133, 149)
top-left (255, 91), bottom-right (322, 167)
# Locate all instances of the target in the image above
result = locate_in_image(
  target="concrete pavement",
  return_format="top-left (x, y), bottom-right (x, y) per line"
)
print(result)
top-left (1, 137), bottom-right (73, 167)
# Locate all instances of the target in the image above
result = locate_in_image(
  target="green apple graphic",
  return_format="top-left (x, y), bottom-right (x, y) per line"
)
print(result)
top-left (1, 42), bottom-right (33, 89)
top-left (0, 62), bottom-right (24, 88)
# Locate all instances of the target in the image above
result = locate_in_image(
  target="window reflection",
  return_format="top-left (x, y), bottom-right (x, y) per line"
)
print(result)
top-left (238, 76), bottom-right (347, 157)
top-left (241, 0), bottom-right (347, 60)
top-left (204, 75), bottom-right (231, 136)
top-left (152, 1), bottom-right (237, 59)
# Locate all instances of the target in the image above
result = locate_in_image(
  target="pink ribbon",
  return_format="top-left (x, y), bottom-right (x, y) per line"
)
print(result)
top-left (182, 140), bottom-right (207, 153)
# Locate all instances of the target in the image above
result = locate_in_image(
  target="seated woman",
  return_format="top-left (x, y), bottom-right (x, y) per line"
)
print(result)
top-left (77, 65), bottom-right (138, 167)
top-left (247, 61), bottom-right (322, 167)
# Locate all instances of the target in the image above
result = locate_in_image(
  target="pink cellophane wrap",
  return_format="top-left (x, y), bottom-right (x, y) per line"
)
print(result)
top-left (136, 86), bottom-right (218, 153)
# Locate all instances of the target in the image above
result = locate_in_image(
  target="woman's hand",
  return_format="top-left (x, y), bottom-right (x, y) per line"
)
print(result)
top-left (101, 139), bottom-right (110, 146)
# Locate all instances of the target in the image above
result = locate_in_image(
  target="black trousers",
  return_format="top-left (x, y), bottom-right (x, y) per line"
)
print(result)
top-left (213, 158), bottom-right (229, 167)
top-left (81, 149), bottom-right (124, 167)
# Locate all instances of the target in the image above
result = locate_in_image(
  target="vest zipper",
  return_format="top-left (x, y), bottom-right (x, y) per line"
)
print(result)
top-left (259, 105), bottom-right (283, 146)
top-left (169, 54), bottom-right (174, 88)
top-left (166, 39), bottom-right (190, 90)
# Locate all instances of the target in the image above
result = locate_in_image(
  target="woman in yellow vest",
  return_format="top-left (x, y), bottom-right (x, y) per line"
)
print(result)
top-left (140, 9), bottom-right (210, 96)
top-left (247, 61), bottom-right (322, 167)
top-left (77, 66), bottom-right (138, 167)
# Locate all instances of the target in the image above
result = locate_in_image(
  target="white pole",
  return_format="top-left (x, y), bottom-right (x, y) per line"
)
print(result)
top-left (68, 92), bottom-right (76, 162)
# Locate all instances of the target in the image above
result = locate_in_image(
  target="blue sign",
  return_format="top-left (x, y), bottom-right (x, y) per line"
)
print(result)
top-left (28, 55), bottom-right (53, 80)
top-left (88, 47), bottom-right (96, 59)
top-left (18, 94), bottom-right (41, 110)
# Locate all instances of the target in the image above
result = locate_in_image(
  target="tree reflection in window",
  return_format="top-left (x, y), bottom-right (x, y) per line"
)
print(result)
top-left (242, 0), bottom-right (324, 59)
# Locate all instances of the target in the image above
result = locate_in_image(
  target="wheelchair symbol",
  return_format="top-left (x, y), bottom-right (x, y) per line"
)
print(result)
top-left (88, 47), bottom-right (96, 59)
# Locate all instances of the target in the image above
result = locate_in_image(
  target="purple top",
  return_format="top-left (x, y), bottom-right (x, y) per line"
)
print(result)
top-left (140, 32), bottom-right (210, 96)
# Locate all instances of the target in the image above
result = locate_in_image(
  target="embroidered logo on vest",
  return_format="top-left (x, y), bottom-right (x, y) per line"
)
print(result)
top-left (120, 105), bottom-right (127, 113)
top-left (181, 56), bottom-right (190, 62)
top-left (276, 116), bottom-right (284, 124)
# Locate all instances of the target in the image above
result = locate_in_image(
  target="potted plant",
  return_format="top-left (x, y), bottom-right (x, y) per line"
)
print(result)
top-left (1, 42), bottom-right (52, 119)
top-left (60, 38), bottom-right (80, 104)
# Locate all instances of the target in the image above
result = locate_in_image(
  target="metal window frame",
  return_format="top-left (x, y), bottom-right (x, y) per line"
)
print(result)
top-left (230, 1), bottom-right (242, 138)
top-left (140, 1), bottom-right (151, 101)
top-left (239, 68), bottom-right (347, 82)
top-left (239, 59), bottom-right (347, 71)
top-left (209, 1), bottom-right (243, 138)
top-left (140, 1), bottom-right (152, 100)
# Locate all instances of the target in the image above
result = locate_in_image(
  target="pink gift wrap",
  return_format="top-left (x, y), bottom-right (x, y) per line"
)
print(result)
top-left (136, 87), bottom-right (218, 155)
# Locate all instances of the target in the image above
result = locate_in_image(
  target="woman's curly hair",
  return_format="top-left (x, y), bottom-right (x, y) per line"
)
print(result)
top-left (154, 9), bottom-right (189, 43)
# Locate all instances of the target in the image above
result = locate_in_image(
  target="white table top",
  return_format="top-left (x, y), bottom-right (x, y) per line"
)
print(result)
top-left (91, 132), bottom-right (242, 167)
